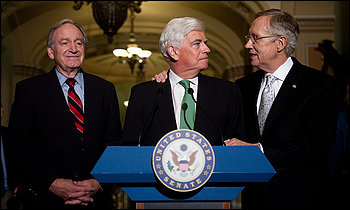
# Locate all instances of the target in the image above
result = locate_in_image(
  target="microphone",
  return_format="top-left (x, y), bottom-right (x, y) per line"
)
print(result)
top-left (137, 88), bottom-right (163, 146)
top-left (188, 88), bottom-right (225, 145)
top-left (181, 103), bottom-right (192, 130)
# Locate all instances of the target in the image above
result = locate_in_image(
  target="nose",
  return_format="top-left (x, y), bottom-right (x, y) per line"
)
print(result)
top-left (69, 43), bottom-right (78, 53)
top-left (203, 43), bottom-right (210, 53)
top-left (244, 39), bottom-right (253, 49)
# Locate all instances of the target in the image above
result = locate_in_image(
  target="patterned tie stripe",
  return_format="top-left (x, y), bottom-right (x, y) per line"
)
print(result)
top-left (258, 75), bottom-right (277, 135)
top-left (66, 79), bottom-right (84, 140)
top-left (179, 80), bottom-right (195, 130)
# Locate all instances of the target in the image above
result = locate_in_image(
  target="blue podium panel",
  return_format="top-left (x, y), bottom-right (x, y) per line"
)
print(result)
top-left (121, 186), bottom-right (244, 201)
top-left (213, 146), bottom-right (275, 182)
top-left (91, 146), bottom-right (275, 201)
top-left (92, 146), bottom-right (156, 183)
top-left (91, 146), bottom-right (275, 183)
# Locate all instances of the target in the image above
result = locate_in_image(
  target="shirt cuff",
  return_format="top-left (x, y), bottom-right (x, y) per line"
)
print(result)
top-left (256, 142), bottom-right (264, 153)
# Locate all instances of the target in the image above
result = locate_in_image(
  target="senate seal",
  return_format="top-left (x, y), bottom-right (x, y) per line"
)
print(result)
top-left (152, 129), bottom-right (215, 192)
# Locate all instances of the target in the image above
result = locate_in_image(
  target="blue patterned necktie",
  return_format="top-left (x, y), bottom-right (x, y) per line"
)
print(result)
top-left (258, 75), bottom-right (277, 135)
top-left (179, 80), bottom-right (195, 130)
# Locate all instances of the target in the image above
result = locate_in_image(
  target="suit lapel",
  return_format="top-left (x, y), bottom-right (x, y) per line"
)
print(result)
top-left (156, 80), bottom-right (177, 132)
top-left (45, 69), bottom-right (75, 127)
top-left (264, 61), bottom-right (302, 132)
top-left (252, 71), bottom-right (265, 114)
top-left (195, 74), bottom-right (209, 130)
top-left (82, 71), bottom-right (101, 142)
top-left (251, 71), bottom-right (265, 134)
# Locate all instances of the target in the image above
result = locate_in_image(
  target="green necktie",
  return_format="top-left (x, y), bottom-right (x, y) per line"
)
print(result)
top-left (179, 80), bottom-right (195, 129)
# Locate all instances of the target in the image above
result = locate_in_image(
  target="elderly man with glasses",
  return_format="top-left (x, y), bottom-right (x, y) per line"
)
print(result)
top-left (232, 9), bottom-right (338, 209)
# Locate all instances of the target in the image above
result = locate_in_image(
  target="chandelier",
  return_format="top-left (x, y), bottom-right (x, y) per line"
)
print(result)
top-left (73, 1), bottom-right (142, 44)
top-left (113, 6), bottom-right (152, 74)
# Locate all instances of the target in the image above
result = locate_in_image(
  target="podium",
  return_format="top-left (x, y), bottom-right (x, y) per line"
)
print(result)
top-left (91, 146), bottom-right (275, 208)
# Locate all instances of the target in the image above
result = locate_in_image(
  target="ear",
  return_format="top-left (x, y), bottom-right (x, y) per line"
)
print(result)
top-left (167, 45), bottom-right (179, 61)
top-left (47, 47), bottom-right (55, 60)
top-left (277, 36), bottom-right (287, 53)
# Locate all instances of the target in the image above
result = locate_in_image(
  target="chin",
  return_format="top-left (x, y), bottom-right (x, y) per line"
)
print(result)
top-left (68, 63), bottom-right (82, 68)
top-left (250, 60), bottom-right (259, 68)
top-left (200, 63), bottom-right (208, 69)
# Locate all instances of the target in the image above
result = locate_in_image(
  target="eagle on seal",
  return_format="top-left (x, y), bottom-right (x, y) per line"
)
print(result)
top-left (170, 150), bottom-right (198, 172)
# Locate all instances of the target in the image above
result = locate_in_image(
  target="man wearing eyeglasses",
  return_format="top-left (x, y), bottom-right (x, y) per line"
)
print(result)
top-left (231, 9), bottom-right (338, 208)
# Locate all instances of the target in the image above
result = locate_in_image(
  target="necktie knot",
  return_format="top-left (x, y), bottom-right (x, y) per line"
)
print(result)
top-left (266, 75), bottom-right (277, 86)
top-left (179, 80), bottom-right (191, 90)
top-left (66, 78), bottom-right (76, 88)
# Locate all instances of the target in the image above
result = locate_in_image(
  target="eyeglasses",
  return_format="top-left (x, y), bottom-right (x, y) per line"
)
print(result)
top-left (244, 34), bottom-right (281, 44)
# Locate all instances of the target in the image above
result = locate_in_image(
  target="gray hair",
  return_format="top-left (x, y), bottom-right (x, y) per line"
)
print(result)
top-left (47, 19), bottom-right (88, 49)
top-left (255, 9), bottom-right (299, 57)
top-left (159, 17), bottom-right (205, 62)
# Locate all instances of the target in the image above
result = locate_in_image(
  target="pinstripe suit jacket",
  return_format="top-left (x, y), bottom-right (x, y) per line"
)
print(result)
top-left (235, 57), bottom-right (338, 208)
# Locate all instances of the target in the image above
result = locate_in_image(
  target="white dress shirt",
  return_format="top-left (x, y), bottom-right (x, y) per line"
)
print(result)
top-left (256, 57), bottom-right (293, 114)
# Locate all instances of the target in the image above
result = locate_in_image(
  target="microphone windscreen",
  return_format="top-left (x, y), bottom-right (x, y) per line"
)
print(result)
top-left (182, 103), bottom-right (188, 110)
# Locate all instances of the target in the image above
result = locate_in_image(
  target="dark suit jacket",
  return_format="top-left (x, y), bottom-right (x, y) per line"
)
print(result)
top-left (1, 125), bottom-right (20, 208)
top-left (235, 57), bottom-right (338, 208)
top-left (1, 125), bottom-right (20, 189)
top-left (8, 69), bottom-right (122, 207)
top-left (121, 73), bottom-right (246, 146)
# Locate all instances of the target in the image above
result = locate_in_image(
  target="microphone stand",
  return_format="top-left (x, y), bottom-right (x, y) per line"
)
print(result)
top-left (181, 103), bottom-right (192, 130)
top-left (188, 88), bottom-right (225, 145)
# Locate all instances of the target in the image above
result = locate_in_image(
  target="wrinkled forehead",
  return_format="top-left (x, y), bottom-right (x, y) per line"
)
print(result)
top-left (185, 30), bottom-right (207, 42)
top-left (53, 23), bottom-right (84, 38)
top-left (249, 16), bottom-right (271, 35)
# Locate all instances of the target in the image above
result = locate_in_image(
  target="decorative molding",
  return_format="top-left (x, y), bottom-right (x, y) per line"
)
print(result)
top-left (1, 1), bottom-right (15, 21)
top-left (295, 15), bottom-right (335, 31)
top-left (13, 63), bottom-right (44, 77)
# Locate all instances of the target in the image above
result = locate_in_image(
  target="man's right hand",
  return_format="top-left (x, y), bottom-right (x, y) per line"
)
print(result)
top-left (152, 69), bottom-right (169, 83)
top-left (49, 178), bottom-right (94, 206)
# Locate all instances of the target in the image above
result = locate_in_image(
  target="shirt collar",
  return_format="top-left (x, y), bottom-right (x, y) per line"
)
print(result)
top-left (266, 57), bottom-right (293, 81)
top-left (55, 68), bottom-right (84, 88)
top-left (169, 69), bottom-right (198, 87)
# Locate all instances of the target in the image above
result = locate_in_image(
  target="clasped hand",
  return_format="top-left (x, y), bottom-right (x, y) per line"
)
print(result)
top-left (49, 178), bottom-right (101, 206)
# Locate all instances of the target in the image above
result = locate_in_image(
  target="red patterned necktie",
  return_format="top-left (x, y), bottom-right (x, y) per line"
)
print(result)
top-left (66, 78), bottom-right (84, 141)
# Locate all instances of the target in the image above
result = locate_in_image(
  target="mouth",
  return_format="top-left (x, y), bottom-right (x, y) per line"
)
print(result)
top-left (66, 56), bottom-right (80, 59)
top-left (249, 53), bottom-right (258, 59)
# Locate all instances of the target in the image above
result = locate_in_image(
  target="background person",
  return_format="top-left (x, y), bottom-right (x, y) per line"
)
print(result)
top-left (1, 104), bottom-right (22, 209)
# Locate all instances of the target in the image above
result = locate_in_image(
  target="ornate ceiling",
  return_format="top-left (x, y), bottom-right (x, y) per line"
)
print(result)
top-left (2, 1), bottom-right (270, 83)
top-left (2, 1), bottom-right (344, 126)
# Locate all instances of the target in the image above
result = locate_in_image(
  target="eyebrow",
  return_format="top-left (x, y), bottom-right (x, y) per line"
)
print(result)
top-left (192, 38), bottom-right (208, 44)
top-left (58, 38), bottom-right (83, 43)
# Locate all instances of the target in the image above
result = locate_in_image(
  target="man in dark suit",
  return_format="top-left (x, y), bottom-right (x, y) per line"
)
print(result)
top-left (230, 9), bottom-right (339, 208)
top-left (122, 17), bottom-right (245, 146)
top-left (1, 104), bottom-right (22, 209)
top-left (8, 19), bottom-right (122, 208)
